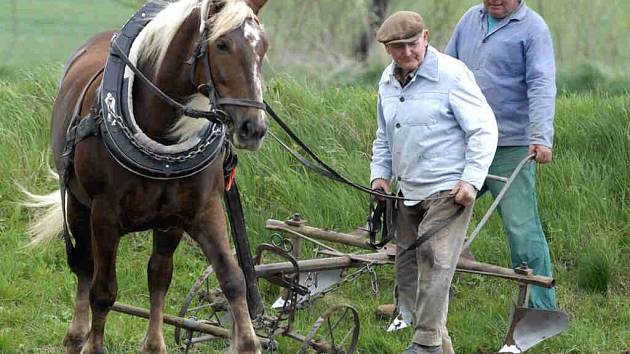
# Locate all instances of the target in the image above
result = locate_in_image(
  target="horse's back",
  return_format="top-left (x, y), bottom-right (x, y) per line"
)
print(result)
top-left (51, 30), bottom-right (116, 163)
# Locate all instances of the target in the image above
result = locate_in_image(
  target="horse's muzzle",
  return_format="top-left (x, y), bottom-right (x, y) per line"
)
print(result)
top-left (234, 115), bottom-right (267, 151)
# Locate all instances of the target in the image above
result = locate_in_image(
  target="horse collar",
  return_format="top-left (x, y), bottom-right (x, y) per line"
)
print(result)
top-left (99, 2), bottom-right (225, 180)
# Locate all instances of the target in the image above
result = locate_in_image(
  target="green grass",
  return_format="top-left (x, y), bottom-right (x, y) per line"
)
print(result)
top-left (0, 3), bottom-right (628, 352)
top-left (1, 67), bottom-right (629, 353)
top-left (0, 0), bottom-right (131, 80)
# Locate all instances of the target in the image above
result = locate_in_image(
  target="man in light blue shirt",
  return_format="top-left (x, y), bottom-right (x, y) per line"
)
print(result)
top-left (370, 11), bottom-right (497, 354)
top-left (446, 0), bottom-right (557, 310)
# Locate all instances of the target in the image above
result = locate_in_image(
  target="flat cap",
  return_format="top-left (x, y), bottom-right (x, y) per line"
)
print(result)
top-left (376, 11), bottom-right (424, 45)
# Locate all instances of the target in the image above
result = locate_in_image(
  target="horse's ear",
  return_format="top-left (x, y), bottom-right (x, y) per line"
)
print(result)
top-left (245, 0), bottom-right (267, 15)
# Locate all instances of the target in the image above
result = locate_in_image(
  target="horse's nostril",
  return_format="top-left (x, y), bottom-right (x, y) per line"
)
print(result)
top-left (239, 121), bottom-right (253, 140)
top-left (238, 120), bottom-right (266, 141)
top-left (252, 124), bottom-right (267, 140)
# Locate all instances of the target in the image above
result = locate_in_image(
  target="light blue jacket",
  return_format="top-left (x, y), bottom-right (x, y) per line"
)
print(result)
top-left (445, 1), bottom-right (556, 147)
top-left (370, 46), bottom-right (497, 202)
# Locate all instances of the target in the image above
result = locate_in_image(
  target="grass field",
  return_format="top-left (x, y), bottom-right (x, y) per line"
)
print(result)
top-left (0, 65), bottom-right (628, 353)
top-left (0, 0), bottom-right (131, 70)
top-left (0, 0), bottom-right (629, 353)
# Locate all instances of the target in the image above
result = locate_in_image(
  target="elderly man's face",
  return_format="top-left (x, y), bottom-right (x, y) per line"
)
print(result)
top-left (484, 0), bottom-right (520, 18)
top-left (385, 30), bottom-right (429, 73)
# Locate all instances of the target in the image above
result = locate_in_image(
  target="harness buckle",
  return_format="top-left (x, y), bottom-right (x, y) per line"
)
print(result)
top-left (196, 83), bottom-right (211, 97)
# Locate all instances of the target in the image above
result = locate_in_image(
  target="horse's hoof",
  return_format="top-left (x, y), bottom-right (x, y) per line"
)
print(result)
top-left (78, 339), bottom-right (106, 354)
top-left (63, 335), bottom-right (86, 354)
top-left (235, 341), bottom-right (262, 354)
top-left (139, 344), bottom-right (167, 354)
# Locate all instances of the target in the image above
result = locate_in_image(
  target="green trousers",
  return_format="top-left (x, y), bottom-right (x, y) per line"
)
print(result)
top-left (481, 146), bottom-right (557, 309)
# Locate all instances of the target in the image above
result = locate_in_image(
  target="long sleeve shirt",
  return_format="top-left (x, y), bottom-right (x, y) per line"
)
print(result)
top-left (370, 46), bottom-right (497, 203)
top-left (445, 1), bottom-right (556, 147)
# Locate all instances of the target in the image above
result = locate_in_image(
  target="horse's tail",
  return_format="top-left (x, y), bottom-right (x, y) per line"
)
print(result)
top-left (18, 169), bottom-right (65, 248)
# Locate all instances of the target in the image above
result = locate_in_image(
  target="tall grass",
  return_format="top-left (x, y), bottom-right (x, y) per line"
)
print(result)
top-left (1, 67), bottom-right (628, 353)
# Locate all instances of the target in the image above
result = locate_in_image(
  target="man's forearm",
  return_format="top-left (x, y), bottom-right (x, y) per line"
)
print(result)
top-left (528, 95), bottom-right (555, 147)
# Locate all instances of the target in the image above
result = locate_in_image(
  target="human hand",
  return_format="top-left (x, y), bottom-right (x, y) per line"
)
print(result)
top-left (449, 180), bottom-right (477, 207)
top-left (529, 144), bottom-right (552, 164)
top-left (371, 178), bottom-right (390, 201)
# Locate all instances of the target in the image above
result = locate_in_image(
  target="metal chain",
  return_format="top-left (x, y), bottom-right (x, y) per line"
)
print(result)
top-left (258, 313), bottom-right (278, 354)
top-left (105, 93), bottom-right (222, 163)
top-left (367, 264), bottom-right (379, 293)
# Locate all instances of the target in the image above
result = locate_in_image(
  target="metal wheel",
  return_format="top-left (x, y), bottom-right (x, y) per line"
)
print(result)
top-left (298, 304), bottom-right (360, 354)
top-left (174, 265), bottom-right (232, 352)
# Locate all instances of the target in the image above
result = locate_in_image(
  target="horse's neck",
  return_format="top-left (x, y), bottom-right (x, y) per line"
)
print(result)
top-left (132, 15), bottom-right (200, 141)
top-left (132, 61), bottom-right (193, 141)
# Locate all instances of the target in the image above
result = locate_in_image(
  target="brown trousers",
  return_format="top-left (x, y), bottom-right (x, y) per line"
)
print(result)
top-left (395, 191), bottom-right (474, 352)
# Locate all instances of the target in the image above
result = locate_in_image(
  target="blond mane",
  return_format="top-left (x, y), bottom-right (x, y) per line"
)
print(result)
top-left (124, 0), bottom-right (260, 143)
top-left (136, 0), bottom-right (255, 68)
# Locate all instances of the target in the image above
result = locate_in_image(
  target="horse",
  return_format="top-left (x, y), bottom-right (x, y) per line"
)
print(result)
top-left (24, 0), bottom-right (268, 353)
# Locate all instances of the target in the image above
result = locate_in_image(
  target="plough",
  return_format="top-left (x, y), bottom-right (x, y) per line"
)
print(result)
top-left (110, 155), bottom-right (568, 353)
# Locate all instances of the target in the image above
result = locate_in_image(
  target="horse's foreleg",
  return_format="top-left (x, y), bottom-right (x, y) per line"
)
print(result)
top-left (140, 228), bottom-right (183, 354)
top-left (189, 201), bottom-right (261, 354)
top-left (83, 202), bottom-right (120, 354)
top-left (63, 194), bottom-right (93, 354)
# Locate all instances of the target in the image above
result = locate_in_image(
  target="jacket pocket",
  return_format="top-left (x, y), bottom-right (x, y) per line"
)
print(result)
top-left (399, 92), bottom-right (447, 126)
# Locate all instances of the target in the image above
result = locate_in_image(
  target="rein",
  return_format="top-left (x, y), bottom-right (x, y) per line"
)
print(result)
top-left (94, 1), bottom-right (268, 180)
top-left (109, 31), bottom-right (265, 125)
top-left (185, 17), bottom-right (266, 114)
top-left (110, 40), bottom-right (225, 122)
top-left (109, 2), bottom-right (265, 127)
top-left (263, 102), bottom-right (448, 203)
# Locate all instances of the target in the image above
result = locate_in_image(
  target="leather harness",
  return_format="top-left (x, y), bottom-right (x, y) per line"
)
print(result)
top-left (58, 0), bottom-right (264, 260)
top-left (58, 0), bottom-right (266, 317)
top-left (367, 189), bottom-right (397, 249)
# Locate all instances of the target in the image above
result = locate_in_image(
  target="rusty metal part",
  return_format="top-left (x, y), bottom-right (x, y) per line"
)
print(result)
top-left (285, 213), bottom-right (308, 227)
top-left (298, 304), bottom-right (360, 354)
top-left (267, 219), bottom-right (372, 249)
top-left (499, 272), bottom-right (569, 353)
top-left (254, 243), bottom-right (309, 297)
top-left (502, 307), bottom-right (569, 352)
top-left (464, 154), bottom-right (535, 249)
top-left (175, 266), bottom-right (218, 345)
top-left (265, 219), bottom-right (555, 288)
top-left (174, 266), bottom-right (233, 350)
top-left (254, 243), bottom-right (306, 339)
top-left (111, 302), bottom-right (275, 349)
top-left (500, 306), bottom-right (569, 353)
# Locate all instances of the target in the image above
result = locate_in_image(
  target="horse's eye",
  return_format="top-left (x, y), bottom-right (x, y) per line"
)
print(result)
top-left (216, 41), bottom-right (228, 52)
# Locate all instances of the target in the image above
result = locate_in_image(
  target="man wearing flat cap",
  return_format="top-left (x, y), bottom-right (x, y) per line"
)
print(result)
top-left (370, 11), bottom-right (498, 354)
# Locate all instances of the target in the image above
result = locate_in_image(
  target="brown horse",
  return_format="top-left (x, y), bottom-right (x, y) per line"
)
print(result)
top-left (24, 0), bottom-right (268, 353)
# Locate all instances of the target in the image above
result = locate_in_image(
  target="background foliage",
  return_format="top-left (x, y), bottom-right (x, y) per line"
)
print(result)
top-left (0, 0), bottom-right (628, 353)
top-left (1, 0), bottom-right (629, 89)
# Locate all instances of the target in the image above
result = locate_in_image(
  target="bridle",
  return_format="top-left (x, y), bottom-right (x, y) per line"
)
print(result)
top-left (188, 8), bottom-right (266, 117)
top-left (110, 2), bottom-right (266, 126)
top-left (97, 1), bottom-right (268, 180)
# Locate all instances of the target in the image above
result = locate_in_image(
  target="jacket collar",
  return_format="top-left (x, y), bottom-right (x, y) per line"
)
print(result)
top-left (379, 45), bottom-right (439, 85)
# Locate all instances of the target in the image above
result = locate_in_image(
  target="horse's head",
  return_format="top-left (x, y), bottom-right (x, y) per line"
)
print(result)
top-left (195, 0), bottom-right (269, 151)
